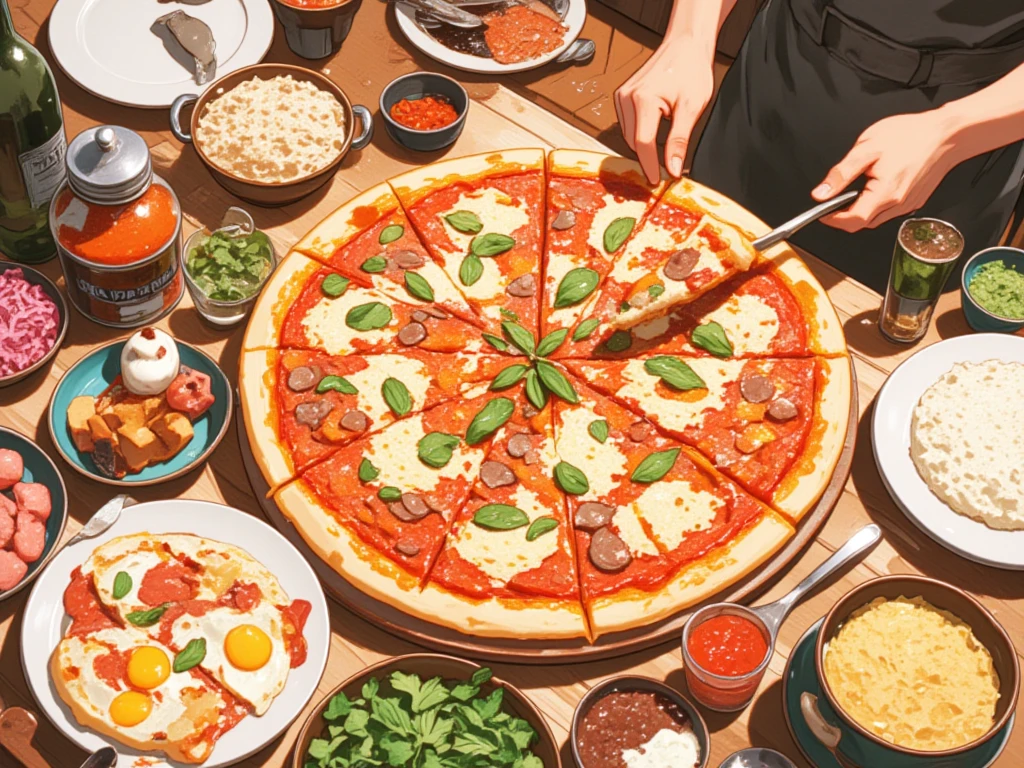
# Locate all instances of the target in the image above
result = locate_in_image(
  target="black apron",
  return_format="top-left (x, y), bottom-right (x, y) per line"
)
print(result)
top-left (690, 0), bottom-right (1024, 292)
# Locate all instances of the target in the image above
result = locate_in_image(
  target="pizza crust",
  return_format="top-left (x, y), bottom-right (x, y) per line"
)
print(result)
top-left (242, 251), bottom-right (322, 351)
top-left (292, 182), bottom-right (397, 264)
top-left (547, 149), bottom-right (666, 194)
top-left (388, 148), bottom-right (546, 208)
top-left (239, 349), bottom-right (296, 494)
top-left (764, 250), bottom-right (847, 356)
top-left (587, 509), bottom-right (794, 637)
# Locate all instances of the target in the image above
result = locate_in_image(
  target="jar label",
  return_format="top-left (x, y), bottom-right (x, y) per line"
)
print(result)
top-left (19, 127), bottom-right (67, 209)
top-left (75, 260), bottom-right (179, 305)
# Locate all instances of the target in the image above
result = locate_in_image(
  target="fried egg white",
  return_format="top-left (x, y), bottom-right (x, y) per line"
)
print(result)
top-left (51, 628), bottom-right (231, 764)
top-left (169, 601), bottom-right (292, 716)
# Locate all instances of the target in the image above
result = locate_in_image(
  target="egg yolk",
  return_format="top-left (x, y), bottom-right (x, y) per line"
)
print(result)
top-left (225, 625), bottom-right (272, 671)
top-left (109, 690), bottom-right (152, 727)
top-left (127, 646), bottom-right (171, 690)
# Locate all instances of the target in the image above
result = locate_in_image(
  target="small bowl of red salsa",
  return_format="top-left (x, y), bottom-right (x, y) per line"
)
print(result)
top-left (379, 72), bottom-right (468, 152)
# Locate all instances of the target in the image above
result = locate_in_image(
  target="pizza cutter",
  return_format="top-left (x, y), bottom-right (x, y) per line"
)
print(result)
top-left (751, 190), bottom-right (859, 251)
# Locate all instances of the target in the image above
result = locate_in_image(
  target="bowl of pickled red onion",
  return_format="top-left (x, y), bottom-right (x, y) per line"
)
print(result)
top-left (0, 264), bottom-right (68, 388)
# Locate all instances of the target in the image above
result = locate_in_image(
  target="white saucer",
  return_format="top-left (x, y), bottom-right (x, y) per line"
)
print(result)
top-left (872, 333), bottom-right (1024, 570)
top-left (48, 0), bottom-right (274, 108)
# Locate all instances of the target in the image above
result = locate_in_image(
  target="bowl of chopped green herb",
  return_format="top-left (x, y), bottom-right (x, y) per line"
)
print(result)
top-left (961, 247), bottom-right (1024, 333)
top-left (293, 653), bottom-right (560, 768)
top-left (183, 225), bottom-right (279, 326)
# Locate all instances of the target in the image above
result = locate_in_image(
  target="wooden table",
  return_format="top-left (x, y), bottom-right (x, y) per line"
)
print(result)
top-left (3, 1), bottom-right (1022, 766)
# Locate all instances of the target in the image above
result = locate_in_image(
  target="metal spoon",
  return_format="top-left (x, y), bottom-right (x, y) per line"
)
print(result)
top-left (79, 747), bottom-right (118, 768)
top-left (555, 38), bottom-right (595, 64)
top-left (751, 190), bottom-right (859, 251)
top-left (65, 495), bottom-right (132, 547)
top-left (719, 748), bottom-right (797, 768)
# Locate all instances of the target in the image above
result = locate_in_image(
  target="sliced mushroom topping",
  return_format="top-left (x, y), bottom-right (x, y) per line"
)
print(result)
top-left (400, 492), bottom-right (431, 518)
top-left (523, 449), bottom-right (541, 466)
top-left (412, 310), bottom-right (430, 323)
top-left (663, 248), bottom-right (701, 281)
top-left (628, 421), bottom-right (652, 442)
top-left (506, 274), bottom-right (536, 298)
top-left (295, 400), bottom-right (333, 429)
top-left (740, 375), bottom-right (775, 404)
top-left (397, 322), bottom-right (428, 346)
top-left (391, 249), bottom-right (425, 269)
top-left (287, 365), bottom-right (318, 392)
top-left (394, 540), bottom-right (421, 557)
top-left (479, 460), bottom-right (516, 488)
top-left (551, 210), bottom-right (577, 230)
top-left (768, 397), bottom-right (799, 421)
top-left (422, 306), bottom-right (449, 319)
top-left (506, 433), bottom-right (532, 458)
top-left (589, 527), bottom-right (632, 573)
top-left (574, 502), bottom-right (616, 532)
top-left (340, 409), bottom-right (370, 432)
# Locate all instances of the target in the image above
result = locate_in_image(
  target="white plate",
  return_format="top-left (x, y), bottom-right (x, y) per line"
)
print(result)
top-left (48, 0), bottom-right (274, 108)
top-left (21, 499), bottom-right (330, 767)
top-left (395, 0), bottom-right (586, 74)
top-left (872, 333), bottom-right (1024, 570)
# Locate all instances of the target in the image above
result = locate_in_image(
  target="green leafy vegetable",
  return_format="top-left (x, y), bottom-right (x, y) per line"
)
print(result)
top-left (526, 517), bottom-right (558, 541)
top-left (126, 603), bottom-right (169, 627)
top-left (648, 283), bottom-right (665, 298)
top-left (379, 224), bottom-right (404, 244)
top-left (358, 458), bottom-right (379, 483)
top-left (361, 255), bottom-right (387, 273)
top-left (604, 330), bottom-right (632, 353)
top-left (404, 272), bottom-right (435, 302)
top-left (320, 273), bottom-right (350, 297)
top-left (473, 504), bottom-right (529, 530)
top-left (418, 432), bottom-right (460, 468)
top-left (378, 486), bottom-right (402, 502)
top-left (471, 233), bottom-right (515, 257)
top-left (603, 217), bottom-right (636, 253)
top-left (185, 229), bottom-right (274, 302)
top-left (460, 253), bottom-right (484, 286)
top-left (691, 321), bottom-right (733, 358)
top-left (553, 267), bottom-right (599, 308)
top-left (465, 398), bottom-right (514, 445)
top-left (172, 638), bottom-right (206, 673)
top-left (112, 571), bottom-right (132, 600)
top-left (524, 369), bottom-right (547, 410)
top-left (643, 356), bottom-right (707, 391)
top-left (490, 364), bottom-right (529, 390)
top-left (535, 360), bottom-right (577, 403)
top-left (382, 377), bottom-right (412, 416)
top-left (572, 318), bottom-right (600, 341)
top-left (445, 210), bottom-right (483, 234)
top-left (536, 328), bottom-right (568, 358)
top-left (631, 448), bottom-right (681, 483)
top-left (499, 308), bottom-right (520, 322)
top-left (316, 375), bottom-right (358, 395)
top-left (501, 320), bottom-right (535, 356)
top-left (346, 302), bottom-right (392, 331)
top-left (482, 332), bottom-right (508, 352)
top-left (588, 419), bottom-right (609, 444)
top-left (554, 462), bottom-right (589, 495)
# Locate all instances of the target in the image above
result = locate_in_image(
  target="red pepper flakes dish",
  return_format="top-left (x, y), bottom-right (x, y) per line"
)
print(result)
top-left (389, 95), bottom-right (460, 131)
top-left (483, 4), bottom-right (568, 65)
top-left (0, 268), bottom-right (60, 378)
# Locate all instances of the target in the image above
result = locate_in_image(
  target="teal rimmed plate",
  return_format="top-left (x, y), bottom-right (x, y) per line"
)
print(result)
top-left (0, 426), bottom-right (68, 602)
top-left (783, 619), bottom-right (1013, 768)
top-left (47, 339), bottom-right (231, 486)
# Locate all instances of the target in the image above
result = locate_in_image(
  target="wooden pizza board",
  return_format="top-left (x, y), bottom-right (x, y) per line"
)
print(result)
top-left (236, 356), bottom-right (857, 663)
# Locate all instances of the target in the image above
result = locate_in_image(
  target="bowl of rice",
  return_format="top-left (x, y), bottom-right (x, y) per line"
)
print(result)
top-left (169, 64), bottom-right (373, 207)
top-left (0, 264), bottom-right (68, 388)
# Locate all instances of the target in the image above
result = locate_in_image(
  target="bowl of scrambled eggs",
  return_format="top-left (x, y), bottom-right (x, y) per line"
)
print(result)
top-left (811, 575), bottom-right (1018, 759)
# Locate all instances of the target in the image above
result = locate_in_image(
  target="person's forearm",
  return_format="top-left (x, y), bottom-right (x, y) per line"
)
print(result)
top-left (662, 0), bottom-right (740, 60)
top-left (939, 62), bottom-right (1024, 162)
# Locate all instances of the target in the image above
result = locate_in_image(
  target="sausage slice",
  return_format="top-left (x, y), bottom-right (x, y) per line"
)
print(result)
top-left (589, 527), bottom-right (632, 573)
top-left (663, 248), bottom-right (701, 281)
top-left (479, 461), bottom-right (516, 488)
top-left (740, 375), bottom-right (775, 404)
top-left (551, 210), bottom-right (576, 230)
top-left (574, 502), bottom-right (616, 532)
top-left (506, 433), bottom-right (532, 458)
top-left (397, 322), bottom-right (428, 346)
top-left (768, 397), bottom-right (799, 421)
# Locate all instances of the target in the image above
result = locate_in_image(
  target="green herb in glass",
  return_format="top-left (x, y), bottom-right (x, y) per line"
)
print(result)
top-left (186, 229), bottom-right (274, 302)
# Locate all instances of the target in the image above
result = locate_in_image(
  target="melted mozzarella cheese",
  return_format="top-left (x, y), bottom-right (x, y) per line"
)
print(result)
top-left (543, 249), bottom-right (585, 327)
top-left (439, 186), bottom-right (531, 255)
top-left (367, 415), bottom-right (478, 492)
top-left (301, 291), bottom-right (395, 355)
top-left (452, 486), bottom-right (560, 584)
top-left (622, 728), bottom-right (701, 768)
top-left (587, 195), bottom-right (651, 256)
top-left (554, 404), bottom-right (628, 499)
top-left (701, 293), bottom-right (780, 354)
top-left (608, 222), bottom-right (681, 284)
top-left (628, 480), bottom-right (720, 551)
top-left (345, 355), bottom-right (433, 425)
top-left (633, 314), bottom-right (671, 341)
top-left (617, 358), bottom-right (739, 433)
top-left (368, 260), bottom-right (469, 312)
top-left (611, 505), bottom-right (659, 557)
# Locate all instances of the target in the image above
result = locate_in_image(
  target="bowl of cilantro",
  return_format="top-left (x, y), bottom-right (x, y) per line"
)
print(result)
top-left (293, 653), bottom-right (560, 768)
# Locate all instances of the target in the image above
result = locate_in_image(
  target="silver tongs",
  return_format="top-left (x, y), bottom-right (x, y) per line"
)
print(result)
top-left (397, 0), bottom-right (483, 28)
top-left (752, 190), bottom-right (859, 251)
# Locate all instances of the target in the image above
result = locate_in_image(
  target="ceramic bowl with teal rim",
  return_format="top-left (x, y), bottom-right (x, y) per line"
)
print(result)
top-left (0, 426), bottom-right (68, 602)
top-left (961, 246), bottom-right (1024, 333)
top-left (784, 619), bottom-right (1014, 768)
top-left (0, 262), bottom-right (69, 388)
top-left (47, 339), bottom-right (232, 486)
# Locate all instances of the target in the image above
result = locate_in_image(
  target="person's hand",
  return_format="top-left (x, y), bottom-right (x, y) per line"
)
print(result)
top-left (812, 109), bottom-right (965, 231)
top-left (615, 44), bottom-right (715, 185)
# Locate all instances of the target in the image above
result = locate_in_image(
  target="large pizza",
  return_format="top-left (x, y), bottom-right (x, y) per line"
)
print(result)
top-left (240, 149), bottom-right (851, 641)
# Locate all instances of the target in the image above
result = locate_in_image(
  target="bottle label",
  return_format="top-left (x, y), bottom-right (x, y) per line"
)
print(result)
top-left (19, 127), bottom-right (67, 209)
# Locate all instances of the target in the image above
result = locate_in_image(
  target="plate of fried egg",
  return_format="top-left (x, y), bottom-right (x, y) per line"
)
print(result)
top-left (21, 498), bottom-right (330, 766)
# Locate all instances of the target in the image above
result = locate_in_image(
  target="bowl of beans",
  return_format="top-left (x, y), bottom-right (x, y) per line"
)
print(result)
top-left (379, 72), bottom-right (468, 153)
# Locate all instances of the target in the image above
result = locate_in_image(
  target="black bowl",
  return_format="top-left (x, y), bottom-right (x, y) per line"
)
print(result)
top-left (379, 72), bottom-right (468, 152)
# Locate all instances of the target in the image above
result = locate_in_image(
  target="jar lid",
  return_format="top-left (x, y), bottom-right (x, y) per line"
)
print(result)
top-left (66, 125), bottom-right (153, 205)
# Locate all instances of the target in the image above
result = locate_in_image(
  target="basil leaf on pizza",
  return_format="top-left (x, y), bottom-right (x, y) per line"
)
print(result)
top-left (536, 360), bottom-right (578, 403)
top-left (632, 448), bottom-right (681, 483)
top-left (499, 307), bottom-right (520, 322)
top-left (501, 320), bottom-right (535, 356)
top-left (460, 253), bottom-right (483, 286)
top-left (588, 419), bottom-right (609, 444)
top-left (692, 321), bottom-right (733, 358)
top-left (360, 255), bottom-right (387, 273)
top-left (573, 318), bottom-right (600, 341)
top-left (379, 224), bottom-right (404, 244)
top-left (404, 272), bottom-right (434, 302)
top-left (482, 332), bottom-right (508, 352)
top-left (473, 504), bottom-right (529, 530)
top-left (358, 458), bottom-right (379, 482)
top-left (603, 217), bottom-right (635, 253)
top-left (465, 397), bottom-right (514, 444)
top-left (604, 330), bottom-right (632, 352)
top-left (127, 603), bottom-right (169, 627)
top-left (445, 210), bottom-right (483, 234)
top-left (173, 638), bottom-right (207, 673)
top-left (382, 377), bottom-right (412, 416)
top-left (418, 432), bottom-right (460, 468)
top-left (378, 486), bottom-right (402, 502)
top-left (490, 364), bottom-right (529, 390)
top-left (554, 461), bottom-right (589, 495)
top-left (112, 571), bottom-right (132, 600)
top-left (648, 283), bottom-right (665, 298)
top-left (524, 369), bottom-right (548, 410)
top-left (553, 267), bottom-right (599, 308)
top-left (346, 302), bottom-right (392, 331)
top-left (644, 356), bottom-right (707, 391)
top-left (536, 328), bottom-right (568, 357)
top-left (317, 375), bottom-right (358, 395)
top-left (526, 516), bottom-right (558, 541)
top-left (321, 273), bottom-right (349, 297)
top-left (471, 233), bottom-right (515, 257)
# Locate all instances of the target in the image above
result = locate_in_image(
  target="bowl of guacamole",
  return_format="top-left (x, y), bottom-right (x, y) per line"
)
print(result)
top-left (962, 247), bottom-right (1024, 333)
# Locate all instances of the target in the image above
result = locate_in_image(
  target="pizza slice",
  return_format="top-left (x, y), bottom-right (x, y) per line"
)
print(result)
top-left (552, 377), bottom-right (793, 638)
top-left (292, 182), bottom-right (482, 327)
top-left (389, 149), bottom-right (546, 334)
top-left (420, 402), bottom-right (588, 639)
top-left (541, 150), bottom-right (667, 336)
top-left (240, 348), bottom-right (524, 492)
top-left (242, 253), bottom-right (486, 355)
top-left (273, 390), bottom-right (524, 608)
top-left (564, 355), bottom-right (851, 522)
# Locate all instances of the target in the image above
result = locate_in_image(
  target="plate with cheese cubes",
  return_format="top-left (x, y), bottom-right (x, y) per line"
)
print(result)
top-left (48, 328), bottom-right (232, 486)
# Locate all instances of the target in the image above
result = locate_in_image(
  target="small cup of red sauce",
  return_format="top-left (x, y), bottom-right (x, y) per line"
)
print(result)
top-left (379, 72), bottom-right (469, 152)
top-left (682, 604), bottom-right (773, 712)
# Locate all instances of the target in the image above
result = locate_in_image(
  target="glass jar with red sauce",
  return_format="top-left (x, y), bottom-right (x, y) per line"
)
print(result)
top-left (682, 604), bottom-right (772, 712)
top-left (49, 125), bottom-right (183, 328)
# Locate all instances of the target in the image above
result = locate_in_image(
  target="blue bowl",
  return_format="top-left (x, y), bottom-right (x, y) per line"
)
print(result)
top-left (48, 339), bottom-right (232, 486)
top-left (379, 72), bottom-right (468, 153)
top-left (0, 426), bottom-right (68, 602)
top-left (961, 246), bottom-right (1024, 333)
